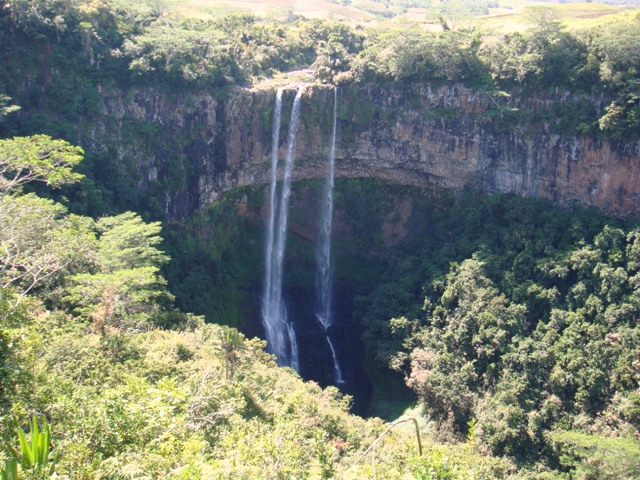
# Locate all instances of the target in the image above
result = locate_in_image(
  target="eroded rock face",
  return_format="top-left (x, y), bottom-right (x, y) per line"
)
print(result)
top-left (90, 83), bottom-right (640, 220)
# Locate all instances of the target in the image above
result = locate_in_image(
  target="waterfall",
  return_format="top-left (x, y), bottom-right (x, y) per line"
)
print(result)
top-left (262, 87), bottom-right (303, 369)
top-left (262, 87), bottom-right (285, 364)
top-left (316, 88), bottom-right (344, 383)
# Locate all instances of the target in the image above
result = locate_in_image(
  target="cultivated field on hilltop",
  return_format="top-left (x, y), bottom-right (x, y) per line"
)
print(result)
top-left (158, 0), bottom-right (637, 31)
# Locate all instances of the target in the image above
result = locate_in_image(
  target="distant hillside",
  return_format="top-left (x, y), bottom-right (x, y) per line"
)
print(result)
top-left (156, 0), bottom-right (636, 29)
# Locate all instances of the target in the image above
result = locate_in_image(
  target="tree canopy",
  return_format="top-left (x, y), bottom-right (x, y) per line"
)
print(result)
top-left (0, 135), bottom-right (84, 195)
top-left (65, 212), bottom-right (172, 334)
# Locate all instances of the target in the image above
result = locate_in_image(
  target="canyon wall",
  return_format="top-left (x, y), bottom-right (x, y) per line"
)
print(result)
top-left (90, 82), bottom-right (640, 220)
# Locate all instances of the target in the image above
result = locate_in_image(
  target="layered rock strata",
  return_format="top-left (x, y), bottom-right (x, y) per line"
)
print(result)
top-left (91, 83), bottom-right (640, 220)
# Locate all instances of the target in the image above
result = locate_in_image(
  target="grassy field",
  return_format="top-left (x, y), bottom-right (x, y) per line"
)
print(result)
top-left (170, 0), bottom-right (380, 20)
top-left (163, 0), bottom-right (636, 31)
top-left (477, 1), bottom-right (634, 32)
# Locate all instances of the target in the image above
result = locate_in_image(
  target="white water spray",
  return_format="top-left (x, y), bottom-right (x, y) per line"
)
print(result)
top-left (262, 87), bottom-right (304, 368)
top-left (316, 88), bottom-right (344, 383)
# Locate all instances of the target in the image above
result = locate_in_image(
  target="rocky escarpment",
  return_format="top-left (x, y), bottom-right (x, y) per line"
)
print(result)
top-left (90, 82), bottom-right (640, 220)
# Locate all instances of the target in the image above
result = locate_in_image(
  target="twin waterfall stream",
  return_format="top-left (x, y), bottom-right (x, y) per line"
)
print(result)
top-left (261, 87), bottom-right (344, 383)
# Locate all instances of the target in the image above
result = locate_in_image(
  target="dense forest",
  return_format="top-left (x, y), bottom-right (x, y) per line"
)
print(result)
top-left (1, 0), bottom-right (640, 478)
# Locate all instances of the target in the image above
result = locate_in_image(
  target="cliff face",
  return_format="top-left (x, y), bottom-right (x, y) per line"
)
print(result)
top-left (90, 82), bottom-right (640, 220)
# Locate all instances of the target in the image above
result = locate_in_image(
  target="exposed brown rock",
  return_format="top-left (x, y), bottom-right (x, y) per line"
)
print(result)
top-left (90, 83), bottom-right (640, 220)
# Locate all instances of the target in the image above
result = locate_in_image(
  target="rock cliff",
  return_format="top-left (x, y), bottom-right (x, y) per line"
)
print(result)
top-left (90, 82), bottom-right (640, 220)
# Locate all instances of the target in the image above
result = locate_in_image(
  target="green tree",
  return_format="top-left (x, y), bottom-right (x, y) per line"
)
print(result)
top-left (479, 12), bottom-right (587, 88)
top-left (95, 212), bottom-right (168, 272)
top-left (598, 82), bottom-right (640, 138)
top-left (357, 28), bottom-right (484, 84)
top-left (406, 259), bottom-right (526, 428)
top-left (0, 194), bottom-right (93, 304)
top-left (65, 212), bottom-right (172, 334)
top-left (2, 0), bottom-right (77, 38)
top-left (0, 135), bottom-right (84, 196)
top-left (550, 430), bottom-right (640, 479)
top-left (218, 326), bottom-right (244, 381)
top-left (593, 18), bottom-right (640, 88)
top-left (437, 0), bottom-right (487, 31)
top-left (313, 39), bottom-right (352, 84)
top-left (0, 136), bottom-right (89, 304)
top-left (0, 94), bottom-right (20, 124)
top-left (121, 23), bottom-right (240, 86)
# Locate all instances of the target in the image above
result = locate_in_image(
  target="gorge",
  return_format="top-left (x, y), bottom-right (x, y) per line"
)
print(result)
top-left (3, 2), bottom-right (640, 474)
top-left (59, 80), bottom-right (639, 407)
top-left (4, 51), bottom-right (640, 403)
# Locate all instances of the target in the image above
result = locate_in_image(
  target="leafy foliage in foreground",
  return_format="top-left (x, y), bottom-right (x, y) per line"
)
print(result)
top-left (0, 309), bottom-right (511, 479)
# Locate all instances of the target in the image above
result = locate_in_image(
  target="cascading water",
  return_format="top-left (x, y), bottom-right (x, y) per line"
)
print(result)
top-left (262, 86), bottom-right (304, 369)
top-left (262, 87), bottom-right (285, 364)
top-left (316, 88), bottom-right (344, 383)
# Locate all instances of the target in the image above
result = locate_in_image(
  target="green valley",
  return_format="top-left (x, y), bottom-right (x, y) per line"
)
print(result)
top-left (1, 1), bottom-right (640, 478)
